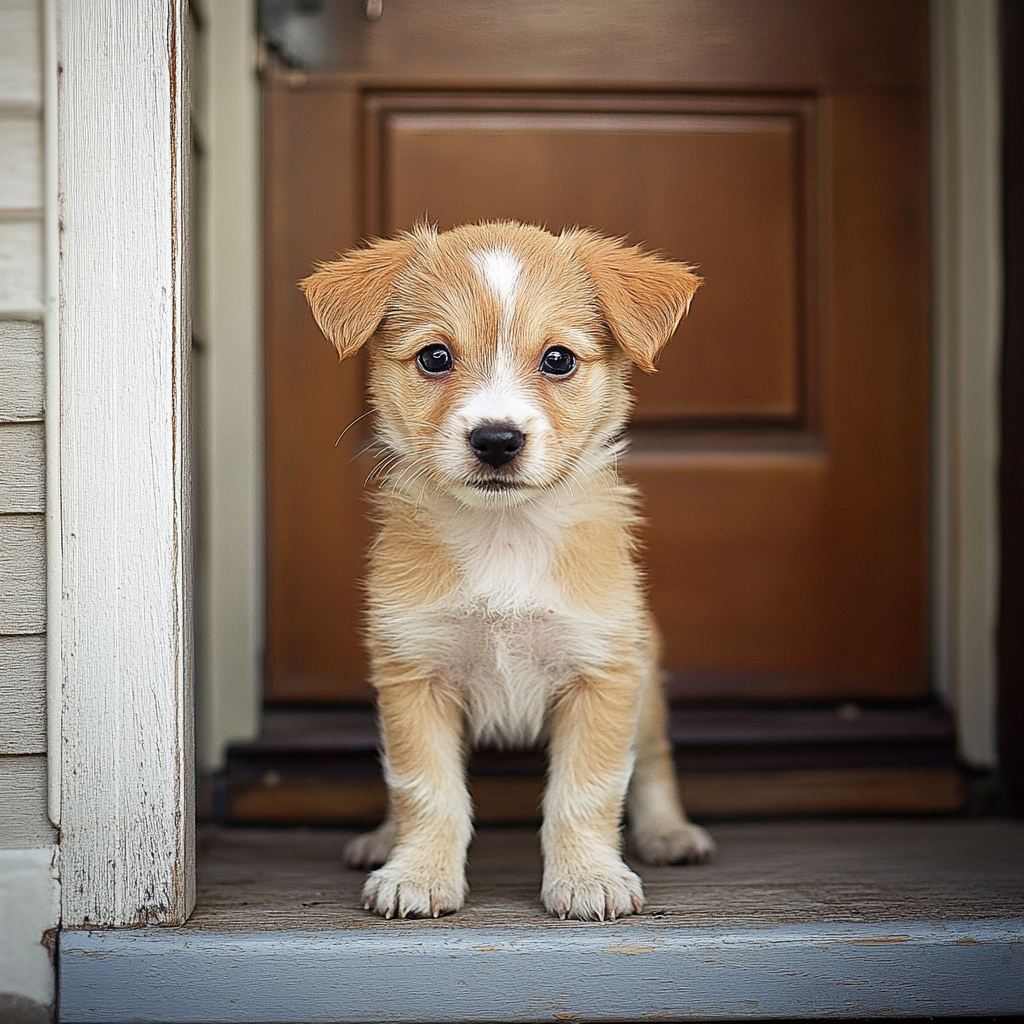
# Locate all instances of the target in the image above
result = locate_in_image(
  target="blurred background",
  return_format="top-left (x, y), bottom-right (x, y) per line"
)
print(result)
top-left (189, 0), bottom-right (1022, 825)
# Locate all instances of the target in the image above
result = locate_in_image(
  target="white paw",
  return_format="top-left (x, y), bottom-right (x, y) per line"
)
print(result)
top-left (344, 820), bottom-right (396, 869)
top-left (631, 821), bottom-right (716, 865)
top-left (362, 858), bottom-right (466, 919)
top-left (541, 862), bottom-right (644, 921)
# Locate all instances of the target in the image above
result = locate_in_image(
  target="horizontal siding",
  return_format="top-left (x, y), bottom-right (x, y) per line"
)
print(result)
top-left (0, 0), bottom-right (49, 859)
top-left (0, 635), bottom-right (45, 754)
top-left (0, 0), bottom-right (42, 111)
top-left (0, 755), bottom-right (56, 847)
top-left (0, 218), bottom-right (43, 315)
top-left (0, 0), bottom-right (48, 872)
top-left (0, 115), bottom-right (42, 209)
top-left (0, 320), bottom-right (44, 420)
top-left (0, 421), bottom-right (44, 511)
top-left (0, 514), bottom-right (45, 632)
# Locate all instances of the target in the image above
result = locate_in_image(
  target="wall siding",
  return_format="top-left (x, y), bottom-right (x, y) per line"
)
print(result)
top-left (0, 117), bottom-right (42, 206)
top-left (0, 635), bottom-right (46, 754)
top-left (0, 422), bottom-right (45, 511)
top-left (0, 0), bottom-right (41, 112)
top-left (0, 755), bottom-right (56, 847)
top-left (0, 3), bottom-right (58, 1017)
top-left (1, 0), bottom-right (50, 856)
top-left (0, 219), bottom-right (44, 317)
top-left (0, 320), bottom-right (44, 420)
top-left (0, 515), bottom-right (45, 632)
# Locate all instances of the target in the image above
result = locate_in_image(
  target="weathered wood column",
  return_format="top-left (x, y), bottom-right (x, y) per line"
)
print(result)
top-left (58, 0), bottom-right (194, 926)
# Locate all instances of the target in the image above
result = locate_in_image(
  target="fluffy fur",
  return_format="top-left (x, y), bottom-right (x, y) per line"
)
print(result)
top-left (302, 221), bottom-right (714, 921)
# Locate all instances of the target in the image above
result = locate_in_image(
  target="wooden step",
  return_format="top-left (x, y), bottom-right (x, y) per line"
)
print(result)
top-left (211, 702), bottom-right (966, 823)
top-left (58, 820), bottom-right (1024, 1022)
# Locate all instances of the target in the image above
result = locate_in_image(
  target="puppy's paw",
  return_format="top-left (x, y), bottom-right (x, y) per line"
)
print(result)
top-left (541, 863), bottom-right (644, 921)
top-left (344, 820), bottom-right (396, 869)
top-left (631, 821), bottom-right (716, 865)
top-left (361, 860), bottom-right (466, 919)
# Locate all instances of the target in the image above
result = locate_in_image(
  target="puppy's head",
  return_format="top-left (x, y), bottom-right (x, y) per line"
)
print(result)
top-left (301, 222), bottom-right (700, 508)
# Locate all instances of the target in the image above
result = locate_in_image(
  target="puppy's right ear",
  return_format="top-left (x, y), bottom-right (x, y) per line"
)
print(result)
top-left (300, 234), bottom-right (415, 360)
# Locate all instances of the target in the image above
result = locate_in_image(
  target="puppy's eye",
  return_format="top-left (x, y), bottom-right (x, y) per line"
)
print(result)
top-left (540, 346), bottom-right (577, 378)
top-left (416, 344), bottom-right (453, 376)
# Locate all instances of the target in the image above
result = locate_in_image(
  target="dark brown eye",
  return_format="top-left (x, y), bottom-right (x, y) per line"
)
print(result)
top-left (416, 344), bottom-right (453, 375)
top-left (540, 346), bottom-right (577, 377)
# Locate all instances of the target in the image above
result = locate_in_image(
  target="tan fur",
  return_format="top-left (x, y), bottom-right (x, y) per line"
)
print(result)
top-left (303, 221), bottom-right (713, 921)
top-left (550, 513), bottom-right (639, 616)
top-left (370, 501), bottom-right (461, 605)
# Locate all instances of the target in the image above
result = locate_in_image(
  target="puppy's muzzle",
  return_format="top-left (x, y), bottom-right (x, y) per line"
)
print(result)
top-left (469, 423), bottom-right (525, 469)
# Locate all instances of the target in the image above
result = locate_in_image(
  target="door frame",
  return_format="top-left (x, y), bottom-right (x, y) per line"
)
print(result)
top-left (191, 0), bottom-right (264, 776)
top-left (55, 0), bottom-right (194, 927)
top-left (50, 0), bottom-right (1003, 927)
top-left (930, 0), bottom-right (1002, 770)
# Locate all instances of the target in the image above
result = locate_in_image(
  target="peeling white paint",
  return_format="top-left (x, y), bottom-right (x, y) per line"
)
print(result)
top-left (0, 846), bottom-right (59, 1009)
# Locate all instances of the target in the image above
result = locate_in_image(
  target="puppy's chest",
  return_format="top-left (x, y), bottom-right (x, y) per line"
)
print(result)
top-left (437, 524), bottom-right (590, 681)
top-left (431, 599), bottom-right (588, 748)
top-left (404, 516), bottom-right (607, 745)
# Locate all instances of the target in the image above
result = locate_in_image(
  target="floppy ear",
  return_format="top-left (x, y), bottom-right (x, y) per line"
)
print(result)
top-left (300, 234), bottom-right (416, 360)
top-left (564, 228), bottom-right (701, 373)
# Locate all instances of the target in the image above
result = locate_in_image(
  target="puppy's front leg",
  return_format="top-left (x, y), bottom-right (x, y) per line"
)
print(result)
top-left (362, 667), bottom-right (471, 919)
top-left (627, 665), bottom-right (716, 865)
top-left (541, 671), bottom-right (644, 921)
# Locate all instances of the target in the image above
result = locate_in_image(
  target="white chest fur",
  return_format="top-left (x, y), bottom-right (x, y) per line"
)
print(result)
top-left (373, 500), bottom-right (620, 747)
top-left (438, 505), bottom-right (589, 747)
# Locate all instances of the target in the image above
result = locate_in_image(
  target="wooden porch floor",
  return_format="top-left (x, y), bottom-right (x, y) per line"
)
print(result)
top-left (59, 819), bottom-right (1024, 1022)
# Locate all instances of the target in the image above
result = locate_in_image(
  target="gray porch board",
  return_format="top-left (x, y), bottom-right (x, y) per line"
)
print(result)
top-left (59, 820), bottom-right (1024, 1022)
top-left (58, 918), bottom-right (1024, 1023)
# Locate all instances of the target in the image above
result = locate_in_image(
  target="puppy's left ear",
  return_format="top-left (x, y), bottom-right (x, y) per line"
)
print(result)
top-left (565, 228), bottom-right (701, 373)
top-left (300, 233), bottom-right (416, 360)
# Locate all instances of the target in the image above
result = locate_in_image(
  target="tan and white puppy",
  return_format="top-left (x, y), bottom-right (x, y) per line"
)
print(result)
top-left (302, 221), bottom-right (714, 922)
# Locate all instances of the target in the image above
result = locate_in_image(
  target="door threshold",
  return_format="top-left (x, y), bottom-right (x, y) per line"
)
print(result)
top-left (58, 819), bottom-right (1024, 1022)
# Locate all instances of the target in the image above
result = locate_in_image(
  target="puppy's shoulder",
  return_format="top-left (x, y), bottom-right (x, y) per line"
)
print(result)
top-left (551, 482), bottom-right (643, 615)
top-left (368, 493), bottom-right (461, 605)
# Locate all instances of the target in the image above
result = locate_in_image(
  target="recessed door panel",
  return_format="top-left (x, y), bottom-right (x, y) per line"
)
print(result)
top-left (375, 103), bottom-right (807, 425)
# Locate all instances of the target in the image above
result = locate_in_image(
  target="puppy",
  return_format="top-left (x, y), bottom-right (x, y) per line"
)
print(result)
top-left (302, 221), bottom-right (714, 921)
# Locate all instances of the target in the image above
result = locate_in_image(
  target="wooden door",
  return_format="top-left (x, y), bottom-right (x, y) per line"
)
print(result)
top-left (263, 1), bottom-right (929, 707)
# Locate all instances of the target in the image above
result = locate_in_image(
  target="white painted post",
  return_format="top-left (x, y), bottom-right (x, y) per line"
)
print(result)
top-left (58, 1), bottom-right (194, 926)
top-left (196, 1), bottom-right (263, 773)
top-left (930, 0), bottom-right (1002, 770)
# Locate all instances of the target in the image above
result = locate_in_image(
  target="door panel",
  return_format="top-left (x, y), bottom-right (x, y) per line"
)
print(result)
top-left (263, 1), bottom-right (929, 705)
top-left (371, 98), bottom-right (808, 423)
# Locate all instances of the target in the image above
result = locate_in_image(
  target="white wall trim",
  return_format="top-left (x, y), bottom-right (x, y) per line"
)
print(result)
top-left (196, 2), bottom-right (263, 773)
top-left (42, 0), bottom-right (61, 828)
top-left (57, 0), bottom-right (194, 926)
top-left (930, 0), bottom-right (1002, 768)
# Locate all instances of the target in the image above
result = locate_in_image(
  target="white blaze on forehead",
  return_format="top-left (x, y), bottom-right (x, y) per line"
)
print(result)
top-left (470, 247), bottom-right (522, 314)
top-left (457, 246), bottom-right (546, 441)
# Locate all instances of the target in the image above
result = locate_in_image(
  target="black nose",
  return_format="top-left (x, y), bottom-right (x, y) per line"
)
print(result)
top-left (469, 423), bottom-right (525, 468)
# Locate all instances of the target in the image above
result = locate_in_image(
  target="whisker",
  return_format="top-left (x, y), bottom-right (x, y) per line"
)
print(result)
top-left (335, 409), bottom-right (375, 447)
top-left (389, 454), bottom-right (432, 493)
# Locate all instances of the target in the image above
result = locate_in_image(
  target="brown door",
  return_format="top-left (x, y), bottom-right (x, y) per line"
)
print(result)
top-left (263, 1), bottom-right (929, 708)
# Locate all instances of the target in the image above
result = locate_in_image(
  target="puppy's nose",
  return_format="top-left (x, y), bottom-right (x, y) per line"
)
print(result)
top-left (469, 423), bottom-right (525, 468)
